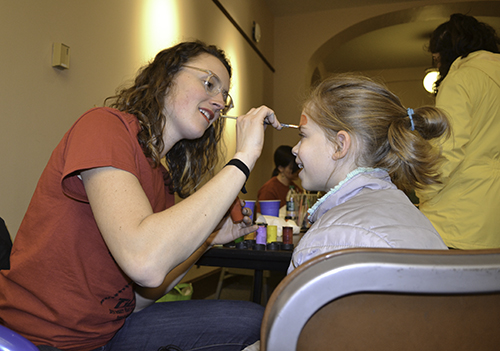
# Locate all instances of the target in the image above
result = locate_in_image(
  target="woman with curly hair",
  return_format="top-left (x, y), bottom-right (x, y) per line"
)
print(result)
top-left (0, 41), bottom-right (282, 351)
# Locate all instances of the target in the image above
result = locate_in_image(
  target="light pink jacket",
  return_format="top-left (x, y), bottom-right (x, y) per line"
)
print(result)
top-left (288, 168), bottom-right (448, 273)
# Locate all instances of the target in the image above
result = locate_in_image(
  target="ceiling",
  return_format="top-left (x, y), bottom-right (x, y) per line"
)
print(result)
top-left (263, 0), bottom-right (500, 72)
top-left (264, 0), bottom-right (415, 16)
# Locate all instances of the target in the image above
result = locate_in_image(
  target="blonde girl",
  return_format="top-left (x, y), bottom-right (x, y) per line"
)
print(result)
top-left (289, 74), bottom-right (449, 273)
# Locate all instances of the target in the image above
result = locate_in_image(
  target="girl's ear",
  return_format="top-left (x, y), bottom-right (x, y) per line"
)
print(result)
top-left (277, 165), bottom-right (285, 174)
top-left (332, 130), bottom-right (351, 160)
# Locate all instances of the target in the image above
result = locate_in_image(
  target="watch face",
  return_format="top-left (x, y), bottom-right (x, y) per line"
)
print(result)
top-left (253, 22), bottom-right (261, 43)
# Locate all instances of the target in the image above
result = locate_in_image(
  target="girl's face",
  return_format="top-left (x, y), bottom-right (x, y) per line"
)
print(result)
top-left (292, 112), bottom-right (339, 192)
top-left (161, 53), bottom-right (230, 154)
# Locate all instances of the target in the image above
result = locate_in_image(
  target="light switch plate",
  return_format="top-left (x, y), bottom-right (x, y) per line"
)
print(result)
top-left (52, 43), bottom-right (70, 69)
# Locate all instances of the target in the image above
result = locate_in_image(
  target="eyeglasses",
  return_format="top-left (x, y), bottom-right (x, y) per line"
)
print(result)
top-left (183, 65), bottom-right (234, 114)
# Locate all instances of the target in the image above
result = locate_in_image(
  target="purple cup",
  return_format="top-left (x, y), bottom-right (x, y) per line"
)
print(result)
top-left (244, 200), bottom-right (256, 222)
top-left (259, 200), bottom-right (281, 217)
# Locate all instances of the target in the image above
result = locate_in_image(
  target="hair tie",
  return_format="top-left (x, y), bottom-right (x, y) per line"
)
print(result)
top-left (407, 108), bottom-right (415, 131)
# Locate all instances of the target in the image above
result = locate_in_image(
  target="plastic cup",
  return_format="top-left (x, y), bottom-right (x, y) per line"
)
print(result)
top-left (244, 200), bottom-right (256, 222)
top-left (259, 200), bottom-right (280, 217)
top-left (243, 200), bottom-right (257, 241)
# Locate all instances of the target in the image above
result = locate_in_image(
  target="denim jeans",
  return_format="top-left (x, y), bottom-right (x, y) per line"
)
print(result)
top-left (38, 299), bottom-right (264, 351)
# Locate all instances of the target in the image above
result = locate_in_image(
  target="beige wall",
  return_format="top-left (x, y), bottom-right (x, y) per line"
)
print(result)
top-left (1, 0), bottom-right (495, 238)
top-left (269, 0), bottom-right (496, 151)
top-left (0, 0), bottom-right (274, 237)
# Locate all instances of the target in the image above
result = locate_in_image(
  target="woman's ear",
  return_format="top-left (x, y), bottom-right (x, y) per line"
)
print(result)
top-left (332, 130), bottom-right (351, 160)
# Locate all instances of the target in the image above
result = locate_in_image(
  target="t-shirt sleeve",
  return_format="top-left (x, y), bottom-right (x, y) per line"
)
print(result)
top-left (61, 108), bottom-right (141, 202)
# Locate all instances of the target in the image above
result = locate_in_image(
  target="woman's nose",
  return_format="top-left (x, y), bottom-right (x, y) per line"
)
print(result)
top-left (210, 93), bottom-right (225, 110)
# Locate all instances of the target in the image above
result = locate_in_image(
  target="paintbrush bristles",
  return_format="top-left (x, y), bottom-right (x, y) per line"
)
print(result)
top-left (280, 123), bottom-right (299, 129)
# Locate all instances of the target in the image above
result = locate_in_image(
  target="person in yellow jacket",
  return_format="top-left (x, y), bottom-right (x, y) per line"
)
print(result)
top-left (416, 14), bottom-right (500, 249)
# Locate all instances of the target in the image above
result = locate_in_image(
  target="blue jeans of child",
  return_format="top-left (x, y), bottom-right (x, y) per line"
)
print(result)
top-left (38, 299), bottom-right (264, 351)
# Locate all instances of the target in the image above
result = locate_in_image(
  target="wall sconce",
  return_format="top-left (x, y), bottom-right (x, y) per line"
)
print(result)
top-left (423, 68), bottom-right (439, 93)
top-left (252, 21), bottom-right (261, 43)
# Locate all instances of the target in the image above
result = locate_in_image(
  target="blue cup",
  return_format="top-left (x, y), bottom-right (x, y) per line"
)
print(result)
top-left (244, 200), bottom-right (256, 222)
top-left (259, 200), bottom-right (280, 217)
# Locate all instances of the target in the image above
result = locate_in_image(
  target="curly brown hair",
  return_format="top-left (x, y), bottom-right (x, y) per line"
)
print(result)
top-left (304, 74), bottom-right (451, 194)
top-left (105, 41), bottom-right (232, 198)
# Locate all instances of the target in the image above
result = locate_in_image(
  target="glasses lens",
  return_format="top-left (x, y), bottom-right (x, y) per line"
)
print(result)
top-left (204, 75), bottom-right (220, 96)
top-left (201, 71), bottom-right (232, 113)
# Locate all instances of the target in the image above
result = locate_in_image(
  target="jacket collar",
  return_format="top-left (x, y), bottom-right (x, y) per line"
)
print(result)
top-left (307, 167), bottom-right (395, 223)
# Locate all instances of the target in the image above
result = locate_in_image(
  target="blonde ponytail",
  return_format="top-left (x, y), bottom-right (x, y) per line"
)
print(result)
top-left (305, 74), bottom-right (450, 194)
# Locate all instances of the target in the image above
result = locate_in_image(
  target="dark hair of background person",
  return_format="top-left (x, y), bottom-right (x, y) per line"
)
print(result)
top-left (271, 145), bottom-right (300, 177)
top-left (105, 41), bottom-right (232, 198)
top-left (428, 13), bottom-right (500, 91)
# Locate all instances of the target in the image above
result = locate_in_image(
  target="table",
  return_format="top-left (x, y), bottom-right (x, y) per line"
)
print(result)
top-left (196, 246), bottom-right (293, 304)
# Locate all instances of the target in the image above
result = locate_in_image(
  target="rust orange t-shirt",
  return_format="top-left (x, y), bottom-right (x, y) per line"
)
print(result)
top-left (0, 108), bottom-right (175, 350)
top-left (256, 176), bottom-right (301, 213)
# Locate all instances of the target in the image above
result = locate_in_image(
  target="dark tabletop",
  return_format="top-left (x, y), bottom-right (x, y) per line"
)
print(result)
top-left (196, 246), bottom-right (293, 272)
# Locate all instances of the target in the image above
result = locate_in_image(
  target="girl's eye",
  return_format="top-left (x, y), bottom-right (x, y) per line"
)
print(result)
top-left (298, 132), bottom-right (305, 138)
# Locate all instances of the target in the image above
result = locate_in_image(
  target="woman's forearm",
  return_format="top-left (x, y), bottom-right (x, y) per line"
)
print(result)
top-left (82, 164), bottom-right (247, 287)
top-left (133, 239), bottom-right (211, 311)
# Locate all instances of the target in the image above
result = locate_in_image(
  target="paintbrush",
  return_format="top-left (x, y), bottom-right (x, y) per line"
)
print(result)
top-left (221, 115), bottom-right (299, 129)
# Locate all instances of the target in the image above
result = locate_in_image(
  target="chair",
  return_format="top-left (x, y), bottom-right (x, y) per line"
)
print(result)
top-left (0, 217), bottom-right (12, 270)
top-left (0, 325), bottom-right (38, 350)
top-left (261, 248), bottom-right (500, 351)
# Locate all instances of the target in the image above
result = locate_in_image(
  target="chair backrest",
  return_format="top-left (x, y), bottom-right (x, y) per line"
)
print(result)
top-left (261, 248), bottom-right (500, 351)
top-left (0, 325), bottom-right (38, 351)
top-left (0, 217), bottom-right (13, 270)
